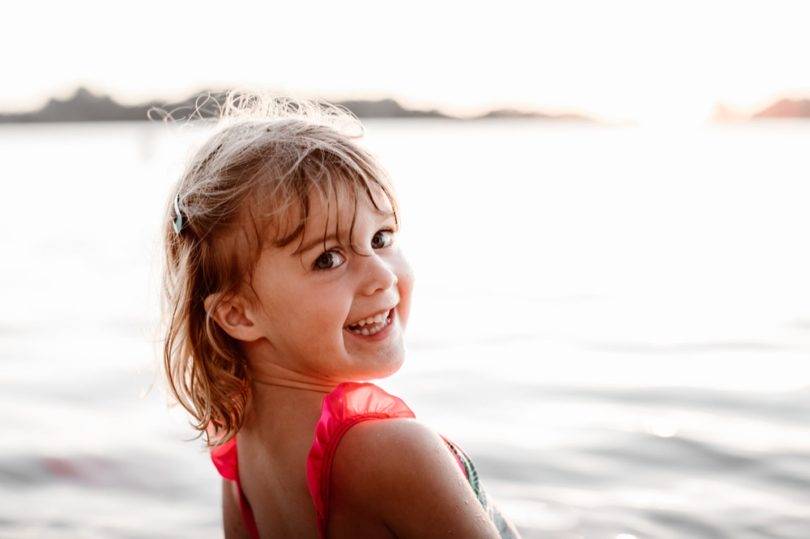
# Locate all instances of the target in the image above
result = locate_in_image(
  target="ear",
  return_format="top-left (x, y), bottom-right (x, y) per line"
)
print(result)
top-left (204, 292), bottom-right (264, 343)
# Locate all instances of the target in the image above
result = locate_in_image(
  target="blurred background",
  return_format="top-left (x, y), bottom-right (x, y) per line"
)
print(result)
top-left (2, 1), bottom-right (810, 538)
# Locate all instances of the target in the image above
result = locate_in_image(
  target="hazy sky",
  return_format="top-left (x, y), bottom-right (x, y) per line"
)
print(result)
top-left (6, 0), bottom-right (810, 124)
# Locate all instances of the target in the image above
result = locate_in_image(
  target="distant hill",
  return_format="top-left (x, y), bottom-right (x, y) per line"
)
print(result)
top-left (0, 87), bottom-right (597, 123)
top-left (710, 98), bottom-right (810, 123)
top-left (473, 107), bottom-right (592, 121)
top-left (751, 98), bottom-right (810, 119)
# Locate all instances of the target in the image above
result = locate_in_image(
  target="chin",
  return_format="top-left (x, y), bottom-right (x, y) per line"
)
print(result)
top-left (374, 359), bottom-right (405, 379)
top-left (353, 354), bottom-right (405, 381)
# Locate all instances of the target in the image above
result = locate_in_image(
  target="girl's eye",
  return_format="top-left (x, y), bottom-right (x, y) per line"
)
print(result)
top-left (311, 229), bottom-right (396, 271)
top-left (313, 250), bottom-right (345, 271)
top-left (371, 229), bottom-right (396, 249)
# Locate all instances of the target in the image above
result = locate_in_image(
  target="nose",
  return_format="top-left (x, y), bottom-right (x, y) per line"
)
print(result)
top-left (360, 252), bottom-right (398, 296)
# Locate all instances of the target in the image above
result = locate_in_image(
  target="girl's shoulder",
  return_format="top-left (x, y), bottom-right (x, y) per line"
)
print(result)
top-left (309, 381), bottom-right (505, 538)
top-left (330, 417), bottom-right (503, 537)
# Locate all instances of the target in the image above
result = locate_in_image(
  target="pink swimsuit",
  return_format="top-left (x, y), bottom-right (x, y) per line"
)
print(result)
top-left (210, 381), bottom-right (519, 538)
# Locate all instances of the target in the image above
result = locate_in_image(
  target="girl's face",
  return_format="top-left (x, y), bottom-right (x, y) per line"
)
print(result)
top-left (241, 182), bottom-right (414, 383)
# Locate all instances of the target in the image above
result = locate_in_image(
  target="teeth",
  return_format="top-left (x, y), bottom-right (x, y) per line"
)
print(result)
top-left (348, 314), bottom-right (391, 336)
top-left (350, 309), bottom-right (390, 328)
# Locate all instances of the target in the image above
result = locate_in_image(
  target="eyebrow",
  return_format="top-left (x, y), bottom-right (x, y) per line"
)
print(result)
top-left (291, 213), bottom-right (396, 257)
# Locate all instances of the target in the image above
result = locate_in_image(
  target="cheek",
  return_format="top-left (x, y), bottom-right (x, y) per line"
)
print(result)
top-left (307, 293), bottom-right (350, 331)
top-left (395, 257), bottom-right (416, 330)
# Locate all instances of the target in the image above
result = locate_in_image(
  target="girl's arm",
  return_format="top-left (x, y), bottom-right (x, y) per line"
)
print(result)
top-left (332, 418), bottom-right (502, 538)
top-left (222, 478), bottom-right (251, 539)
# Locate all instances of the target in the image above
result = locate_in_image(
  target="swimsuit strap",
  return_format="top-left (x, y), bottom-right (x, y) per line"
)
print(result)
top-left (305, 381), bottom-right (474, 538)
top-left (210, 437), bottom-right (261, 539)
top-left (306, 381), bottom-right (416, 538)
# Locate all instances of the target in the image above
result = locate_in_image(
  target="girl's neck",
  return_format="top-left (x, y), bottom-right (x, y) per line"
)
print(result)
top-left (242, 375), bottom-right (334, 440)
top-left (252, 375), bottom-right (339, 395)
top-left (241, 362), bottom-right (345, 437)
top-left (247, 359), bottom-right (343, 395)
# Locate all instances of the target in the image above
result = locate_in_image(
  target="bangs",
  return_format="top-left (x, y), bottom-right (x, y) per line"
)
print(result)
top-left (253, 152), bottom-right (399, 261)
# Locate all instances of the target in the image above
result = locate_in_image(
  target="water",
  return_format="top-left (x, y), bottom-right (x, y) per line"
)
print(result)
top-left (1, 119), bottom-right (810, 538)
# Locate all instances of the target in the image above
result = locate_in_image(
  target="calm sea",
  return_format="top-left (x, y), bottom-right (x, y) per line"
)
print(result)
top-left (1, 119), bottom-right (810, 538)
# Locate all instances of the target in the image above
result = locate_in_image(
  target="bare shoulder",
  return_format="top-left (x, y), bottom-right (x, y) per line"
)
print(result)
top-left (331, 418), bottom-right (500, 539)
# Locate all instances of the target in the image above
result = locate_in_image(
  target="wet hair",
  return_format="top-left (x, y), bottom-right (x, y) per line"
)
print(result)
top-left (160, 91), bottom-right (400, 447)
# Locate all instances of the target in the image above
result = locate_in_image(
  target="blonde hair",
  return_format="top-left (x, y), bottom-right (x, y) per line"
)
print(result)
top-left (160, 90), bottom-right (400, 447)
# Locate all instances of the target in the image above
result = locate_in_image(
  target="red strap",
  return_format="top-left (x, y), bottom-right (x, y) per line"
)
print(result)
top-left (306, 382), bottom-right (416, 538)
top-left (210, 438), bottom-right (238, 481)
top-left (210, 437), bottom-right (260, 539)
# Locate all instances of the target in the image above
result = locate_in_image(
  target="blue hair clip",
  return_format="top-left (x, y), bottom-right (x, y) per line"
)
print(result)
top-left (172, 194), bottom-right (185, 235)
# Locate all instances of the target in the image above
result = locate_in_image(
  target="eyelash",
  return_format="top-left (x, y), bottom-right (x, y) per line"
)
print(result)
top-left (312, 229), bottom-right (396, 271)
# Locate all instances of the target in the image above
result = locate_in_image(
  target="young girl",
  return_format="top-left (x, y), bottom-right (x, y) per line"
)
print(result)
top-left (161, 92), bottom-right (521, 538)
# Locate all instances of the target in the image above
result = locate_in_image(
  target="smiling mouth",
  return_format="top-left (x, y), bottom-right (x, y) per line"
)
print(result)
top-left (345, 308), bottom-right (394, 336)
top-left (344, 305), bottom-right (396, 329)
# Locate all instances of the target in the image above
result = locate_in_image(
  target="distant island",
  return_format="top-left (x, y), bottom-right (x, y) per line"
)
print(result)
top-left (712, 97), bottom-right (810, 123)
top-left (0, 87), bottom-right (597, 124)
top-left (752, 98), bottom-right (810, 119)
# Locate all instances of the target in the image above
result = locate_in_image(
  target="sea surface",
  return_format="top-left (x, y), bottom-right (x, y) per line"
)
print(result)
top-left (1, 118), bottom-right (810, 538)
